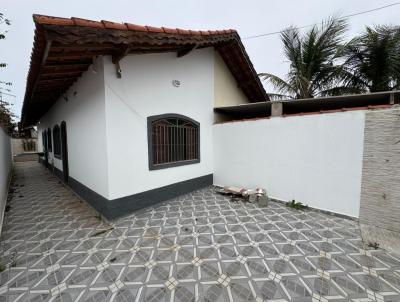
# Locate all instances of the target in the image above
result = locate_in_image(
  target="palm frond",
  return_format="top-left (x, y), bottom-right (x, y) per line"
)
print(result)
top-left (319, 86), bottom-right (366, 97)
top-left (342, 25), bottom-right (400, 92)
top-left (266, 93), bottom-right (295, 100)
top-left (258, 73), bottom-right (297, 97)
top-left (281, 27), bottom-right (303, 76)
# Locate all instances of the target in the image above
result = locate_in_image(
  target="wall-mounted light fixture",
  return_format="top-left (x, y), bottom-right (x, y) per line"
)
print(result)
top-left (172, 80), bottom-right (181, 87)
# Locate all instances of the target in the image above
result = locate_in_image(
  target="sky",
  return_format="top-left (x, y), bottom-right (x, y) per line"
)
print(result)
top-left (1, 0), bottom-right (399, 120)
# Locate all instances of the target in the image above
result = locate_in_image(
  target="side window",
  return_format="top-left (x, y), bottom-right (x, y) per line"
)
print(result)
top-left (148, 114), bottom-right (200, 170)
top-left (43, 130), bottom-right (47, 152)
top-left (53, 125), bottom-right (61, 158)
top-left (47, 128), bottom-right (52, 152)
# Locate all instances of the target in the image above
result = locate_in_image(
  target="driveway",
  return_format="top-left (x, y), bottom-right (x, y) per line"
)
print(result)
top-left (0, 162), bottom-right (400, 301)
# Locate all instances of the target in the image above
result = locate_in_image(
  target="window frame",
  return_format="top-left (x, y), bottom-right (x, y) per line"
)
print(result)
top-left (147, 113), bottom-right (200, 170)
top-left (47, 128), bottom-right (52, 152)
top-left (53, 125), bottom-right (61, 159)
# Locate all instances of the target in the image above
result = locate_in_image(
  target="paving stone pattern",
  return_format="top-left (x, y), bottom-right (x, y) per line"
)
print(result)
top-left (0, 162), bottom-right (400, 301)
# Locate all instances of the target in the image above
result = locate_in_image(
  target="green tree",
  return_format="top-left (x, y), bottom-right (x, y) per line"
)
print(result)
top-left (259, 18), bottom-right (355, 100)
top-left (0, 12), bottom-right (15, 134)
top-left (0, 13), bottom-right (11, 69)
top-left (342, 25), bottom-right (400, 92)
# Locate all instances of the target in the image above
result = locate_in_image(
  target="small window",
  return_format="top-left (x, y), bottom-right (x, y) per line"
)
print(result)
top-left (47, 128), bottom-right (52, 152)
top-left (148, 114), bottom-right (200, 170)
top-left (53, 125), bottom-right (61, 159)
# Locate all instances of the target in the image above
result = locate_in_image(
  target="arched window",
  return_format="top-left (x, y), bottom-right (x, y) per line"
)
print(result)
top-left (43, 130), bottom-right (47, 151)
top-left (47, 128), bottom-right (52, 152)
top-left (148, 114), bottom-right (200, 170)
top-left (53, 125), bottom-right (61, 159)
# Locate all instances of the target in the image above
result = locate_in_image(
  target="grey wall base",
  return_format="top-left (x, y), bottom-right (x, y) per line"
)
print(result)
top-left (69, 174), bottom-right (213, 220)
top-left (42, 159), bottom-right (212, 220)
top-left (53, 166), bottom-right (64, 182)
top-left (360, 223), bottom-right (400, 253)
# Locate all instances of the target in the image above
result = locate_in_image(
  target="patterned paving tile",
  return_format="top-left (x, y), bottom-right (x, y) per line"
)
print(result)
top-left (0, 162), bottom-right (400, 301)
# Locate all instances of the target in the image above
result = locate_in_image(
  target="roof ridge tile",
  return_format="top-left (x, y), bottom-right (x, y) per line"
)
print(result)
top-left (33, 14), bottom-right (237, 36)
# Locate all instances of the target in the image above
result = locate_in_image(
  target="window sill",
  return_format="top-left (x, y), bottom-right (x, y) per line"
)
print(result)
top-left (149, 159), bottom-right (200, 170)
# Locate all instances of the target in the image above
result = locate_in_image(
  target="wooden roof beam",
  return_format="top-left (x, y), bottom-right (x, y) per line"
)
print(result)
top-left (112, 44), bottom-right (130, 64)
top-left (38, 77), bottom-right (77, 83)
top-left (41, 65), bottom-right (89, 74)
top-left (51, 43), bottom-right (116, 50)
top-left (112, 44), bottom-right (130, 78)
top-left (39, 71), bottom-right (83, 78)
top-left (29, 40), bottom-right (52, 100)
top-left (47, 50), bottom-right (112, 59)
top-left (177, 44), bottom-right (197, 57)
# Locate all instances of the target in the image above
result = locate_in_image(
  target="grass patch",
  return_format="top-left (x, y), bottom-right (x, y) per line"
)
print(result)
top-left (288, 200), bottom-right (308, 210)
top-left (368, 242), bottom-right (380, 250)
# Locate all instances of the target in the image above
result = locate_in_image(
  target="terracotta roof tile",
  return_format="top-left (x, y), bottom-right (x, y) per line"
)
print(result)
top-left (145, 25), bottom-right (164, 33)
top-left (200, 30), bottom-right (211, 36)
top-left (101, 20), bottom-right (128, 30)
top-left (176, 28), bottom-right (190, 35)
top-left (71, 17), bottom-right (104, 28)
top-left (33, 15), bottom-right (74, 26)
top-left (162, 27), bottom-right (178, 34)
top-left (189, 30), bottom-right (201, 36)
top-left (125, 23), bottom-right (148, 32)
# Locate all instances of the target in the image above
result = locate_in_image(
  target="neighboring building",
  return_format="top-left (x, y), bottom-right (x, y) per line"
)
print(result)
top-left (20, 15), bottom-right (268, 219)
top-left (16, 126), bottom-right (38, 139)
top-left (9, 126), bottom-right (38, 162)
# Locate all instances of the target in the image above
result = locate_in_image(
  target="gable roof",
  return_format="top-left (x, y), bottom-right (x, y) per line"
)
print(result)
top-left (21, 14), bottom-right (269, 126)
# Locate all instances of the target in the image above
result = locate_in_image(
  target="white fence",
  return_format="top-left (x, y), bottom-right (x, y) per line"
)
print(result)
top-left (213, 110), bottom-right (366, 218)
top-left (0, 127), bottom-right (12, 232)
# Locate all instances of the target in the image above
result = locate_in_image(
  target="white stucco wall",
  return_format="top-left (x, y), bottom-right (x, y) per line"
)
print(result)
top-left (213, 111), bottom-right (366, 218)
top-left (214, 52), bottom-right (248, 107)
top-left (0, 127), bottom-right (12, 233)
top-left (103, 49), bottom-right (214, 199)
top-left (37, 57), bottom-right (110, 198)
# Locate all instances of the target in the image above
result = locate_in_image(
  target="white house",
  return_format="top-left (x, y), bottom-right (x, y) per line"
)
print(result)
top-left (21, 15), bottom-right (268, 219)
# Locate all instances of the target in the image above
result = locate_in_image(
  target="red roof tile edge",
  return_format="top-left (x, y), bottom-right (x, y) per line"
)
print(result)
top-left (33, 14), bottom-right (237, 36)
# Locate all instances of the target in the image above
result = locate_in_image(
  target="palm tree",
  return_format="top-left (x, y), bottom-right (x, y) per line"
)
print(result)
top-left (342, 25), bottom-right (400, 92)
top-left (259, 18), bottom-right (353, 100)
